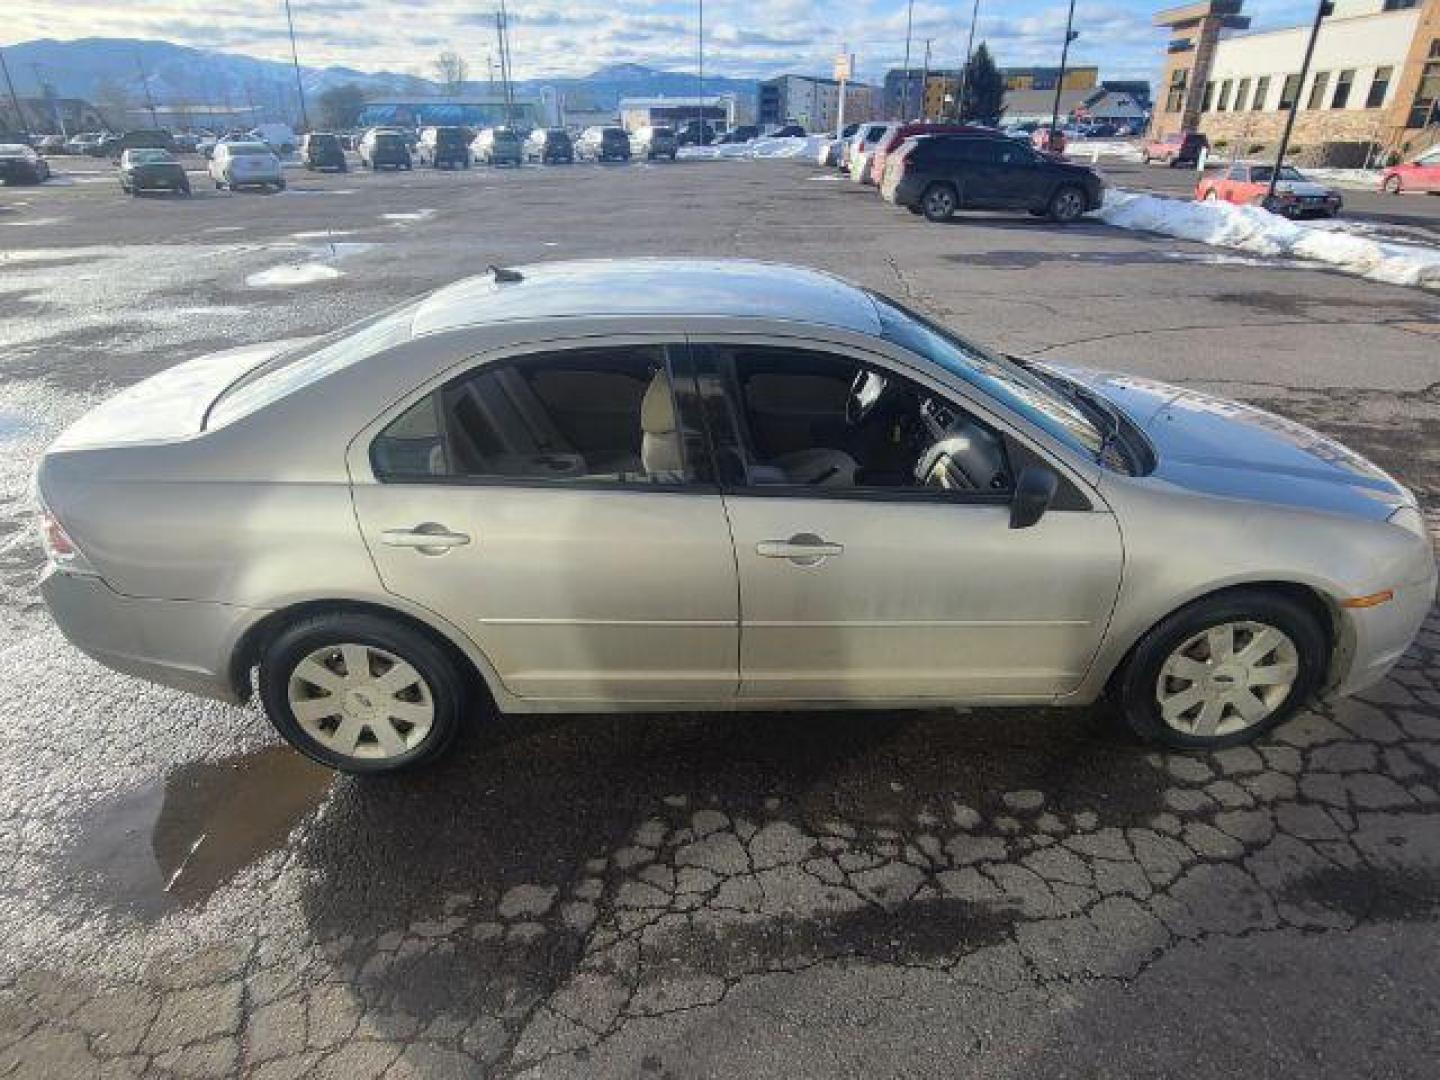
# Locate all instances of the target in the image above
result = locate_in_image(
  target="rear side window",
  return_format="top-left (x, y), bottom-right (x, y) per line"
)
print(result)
top-left (372, 345), bottom-right (705, 486)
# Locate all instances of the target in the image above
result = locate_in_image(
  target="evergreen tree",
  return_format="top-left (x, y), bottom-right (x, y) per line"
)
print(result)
top-left (959, 43), bottom-right (1005, 125)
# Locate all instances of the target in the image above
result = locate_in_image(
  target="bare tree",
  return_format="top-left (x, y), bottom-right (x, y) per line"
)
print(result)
top-left (431, 51), bottom-right (469, 96)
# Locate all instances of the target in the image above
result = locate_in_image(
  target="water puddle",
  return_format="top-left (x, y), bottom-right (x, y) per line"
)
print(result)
top-left (69, 746), bottom-right (332, 918)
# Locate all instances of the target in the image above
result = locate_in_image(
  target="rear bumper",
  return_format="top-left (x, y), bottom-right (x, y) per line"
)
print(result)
top-left (40, 567), bottom-right (265, 705)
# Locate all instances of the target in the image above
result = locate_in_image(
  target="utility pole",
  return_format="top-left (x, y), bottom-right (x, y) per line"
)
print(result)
top-left (0, 47), bottom-right (30, 133)
top-left (496, 1), bottom-right (515, 126)
top-left (1267, 1), bottom-right (1332, 204)
top-left (1047, 0), bottom-right (1078, 151)
top-left (899, 0), bottom-right (914, 120)
top-left (134, 50), bottom-right (159, 128)
top-left (487, 52), bottom-right (495, 91)
top-left (697, 0), bottom-right (704, 140)
top-left (955, 0), bottom-right (981, 121)
top-left (919, 38), bottom-right (932, 121)
top-left (283, 0), bottom-right (310, 130)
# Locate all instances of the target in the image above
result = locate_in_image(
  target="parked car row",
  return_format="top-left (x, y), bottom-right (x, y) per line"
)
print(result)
top-left (1195, 162), bottom-right (1342, 219)
top-left (0, 142), bottom-right (51, 184)
top-left (823, 120), bottom-right (1104, 225)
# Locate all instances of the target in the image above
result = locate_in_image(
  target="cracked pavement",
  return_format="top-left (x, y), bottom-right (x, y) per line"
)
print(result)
top-left (2, 157), bottom-right (1438, 1078)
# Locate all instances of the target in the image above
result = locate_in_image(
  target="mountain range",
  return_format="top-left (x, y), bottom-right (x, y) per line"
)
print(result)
top-left (5, 38), bottom-right (759, 114)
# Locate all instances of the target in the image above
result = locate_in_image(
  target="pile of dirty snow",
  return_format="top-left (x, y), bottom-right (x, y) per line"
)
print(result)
top-left (1095, 189), bottom-right (1440, 291)
top-left (1064, 139), bottom-right (1144, 163)
top-left (680, 135), bottom-right (829, 161)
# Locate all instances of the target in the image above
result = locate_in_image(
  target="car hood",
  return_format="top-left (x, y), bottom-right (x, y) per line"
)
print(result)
top-left (1049, 365), bottom-right (1413, 521)
top-left (1275, 180), bottom-right (1333, 197)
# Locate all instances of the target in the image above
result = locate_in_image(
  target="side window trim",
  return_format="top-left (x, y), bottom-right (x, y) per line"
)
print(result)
top-left (366, 338), bottom-right (718, 493)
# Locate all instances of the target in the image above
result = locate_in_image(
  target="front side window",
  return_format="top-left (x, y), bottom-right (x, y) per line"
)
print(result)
top-left (698, 344), bottom-right (1012, 496)
top-left (373, 346), bottom-right (701, 486)
top-left (869, 295), bottom-right (1106, 462)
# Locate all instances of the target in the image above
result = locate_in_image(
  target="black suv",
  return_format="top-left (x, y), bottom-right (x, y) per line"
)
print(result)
top-left (418, 126), bottom-right (471, 168)
top-left (525, 128), bottom-right (574, 164)
top-left (300, 132), bottom-right (348, 172)
top-left (880, 134), bottom-right (1103, 224)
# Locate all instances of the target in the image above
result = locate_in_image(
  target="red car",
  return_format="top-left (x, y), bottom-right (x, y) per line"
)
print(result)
top-left (1195, 162), bottom-right (1342, 218)
top-left (1380, 148), bottom-right (1440, 194)
top-left (1143, 130), bottom-right (1208, 167)
top-left (869, 123), bottom-right (983, 185)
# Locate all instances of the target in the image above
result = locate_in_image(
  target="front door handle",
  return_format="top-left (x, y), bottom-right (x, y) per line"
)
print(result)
top-left (756, 533), bottom-right (843, 566)
top-left (381, 523), bottom-right (471, 555)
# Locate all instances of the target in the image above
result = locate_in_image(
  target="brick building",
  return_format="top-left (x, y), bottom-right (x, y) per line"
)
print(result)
top-left (1153, 0), bottom-right (1440, 163)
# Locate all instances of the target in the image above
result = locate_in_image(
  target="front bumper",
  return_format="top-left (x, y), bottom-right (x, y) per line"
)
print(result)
top-left (40, 567), bottom-right (265, 705)
top-left (1335, 559), bottom-right (1438, 696)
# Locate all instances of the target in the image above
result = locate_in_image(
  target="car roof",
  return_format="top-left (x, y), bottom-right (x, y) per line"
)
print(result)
top-left (411, 259), bottom-right (882, 337)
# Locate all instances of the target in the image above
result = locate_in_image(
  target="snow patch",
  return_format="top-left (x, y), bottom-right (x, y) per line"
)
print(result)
top-left (1064, 139), bottom-right (1143, 163)
top-left (382, 208), bottom-right (436, 222)
top-left (245, 263), bottom-right (342, 288)
top-left (1095, 189), bottom-right (1440, 291)
top-left (291, 229), bottom-right (356, 239)
top-left (680, 135), bottom-right (830, 161)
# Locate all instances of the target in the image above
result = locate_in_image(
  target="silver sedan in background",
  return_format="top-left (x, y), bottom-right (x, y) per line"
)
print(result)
top-left (37, 260), bottom-right (1436, 773)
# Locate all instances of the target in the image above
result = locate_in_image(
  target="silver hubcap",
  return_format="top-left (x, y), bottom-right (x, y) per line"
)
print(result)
top-left (287, 644), bottom-right (434, 760)
top-left (1156, 621), bottom-right (1299, 738)
top-left (926, 188), bottom-right (954, 216)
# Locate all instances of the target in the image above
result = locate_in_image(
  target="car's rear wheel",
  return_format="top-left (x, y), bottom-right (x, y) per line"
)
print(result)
top-left (1383, 175), bottom-right (1403, 195)
top-left (1048, 185), bottom-right (1086, 223)
top-left (1116, 590), bottom-right (1326, 750)
top-left (921, 182), bottom-right (957, 221)
top-left (260, 613), bottom-right (467, 773)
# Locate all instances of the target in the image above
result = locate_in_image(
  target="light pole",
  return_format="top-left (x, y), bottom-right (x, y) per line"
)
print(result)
top-left (1047, 0), bottom-right (1078, 150)
top-left (1266, 1), bottom-right (1331, 205)
top-left (955, 0), bottom-right (981, 121)
top-left (283, 0), bottom-right (309, 130)
top-left (919, 38), bottom-right (931, 120)
top-left (0, 47), bottom-right (30, 133)
top-left (697, 0), bottom-right (704, 141)
top-left (898, 0), bottom-right (914, 120)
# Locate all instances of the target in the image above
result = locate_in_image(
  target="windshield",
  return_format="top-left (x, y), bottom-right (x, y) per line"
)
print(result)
top-left (129, 150), bottom-right (172, 164)
top-left (227, 144), bottom-right (271, 156)
top-left (869, 293), bottom-right (1105, 458)
top-left (206, 301), bottom-right (420, 429)
top-left (1250, 165), bottom-right (1304, 182)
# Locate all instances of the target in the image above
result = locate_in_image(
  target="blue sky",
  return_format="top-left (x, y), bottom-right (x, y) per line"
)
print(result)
top-left (4, 1), bottom-right (1321, 84)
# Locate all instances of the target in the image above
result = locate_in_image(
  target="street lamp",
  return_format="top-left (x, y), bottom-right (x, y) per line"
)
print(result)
top-left (284, 0), bottom-right (310, 131)
top-left (1047, 0), bottom-right (1079, 151)
top-left (1266, 1), bottom-right (1332, 205)
top-left (955, 0), bottom-right (981, 121)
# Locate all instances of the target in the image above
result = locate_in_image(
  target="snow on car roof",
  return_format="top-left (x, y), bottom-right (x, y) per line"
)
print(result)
top-left (410, 259), bottom-right (883, 337)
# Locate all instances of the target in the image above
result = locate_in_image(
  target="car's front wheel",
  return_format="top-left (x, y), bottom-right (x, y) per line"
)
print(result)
top-left (259, 613), bottom-right (468, 773)
top-left (1116, 589), bottom-right (1326, 750)
top-left (1048, 185), bottom-right (1086, 223)
top-left (921, 182), bottom-right (957, 221)
top-left (1383, 175), bottom-right (1403, 195)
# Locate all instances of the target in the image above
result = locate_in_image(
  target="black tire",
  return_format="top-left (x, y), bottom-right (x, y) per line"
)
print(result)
top-left (1116, 589), bottom-right (1326, 751)
top-left (259, 612), bottom-right (469, 774)
top-left (178, 182), bottom-right (191, 196)
top-left (1383, 175), bottom-right (1402, 195)
top-left (1048, 184), bottom-right (1087, 223)
top-left (920, 182), bottom-right (957, 222)
top-left (275, 177), bottom-right (286, 191)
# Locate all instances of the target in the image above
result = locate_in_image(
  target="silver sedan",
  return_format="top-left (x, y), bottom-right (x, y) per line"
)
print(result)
top-left (37, 260), bottom-right (1436, 773)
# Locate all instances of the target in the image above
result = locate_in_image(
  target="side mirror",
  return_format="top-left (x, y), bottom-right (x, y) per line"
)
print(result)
top-left (1010, 466), bottom-right (1058, 530)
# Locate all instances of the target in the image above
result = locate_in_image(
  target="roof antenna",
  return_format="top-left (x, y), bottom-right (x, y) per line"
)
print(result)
top-left (487, 264), bottom-right (523, 283)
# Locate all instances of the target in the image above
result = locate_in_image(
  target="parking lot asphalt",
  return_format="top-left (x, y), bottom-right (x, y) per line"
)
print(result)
top-left (2, 155), bottom-right (1440, 1079)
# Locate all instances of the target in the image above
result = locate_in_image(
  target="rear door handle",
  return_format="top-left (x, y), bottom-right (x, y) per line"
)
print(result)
top-left (756, 533), bottom-right (843, 566)
top-left (381, 523), bottom-right (471, 554)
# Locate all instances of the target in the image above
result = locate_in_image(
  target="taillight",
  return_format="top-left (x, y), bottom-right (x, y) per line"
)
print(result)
top-left (38, 506), bottom-right (97, 576)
